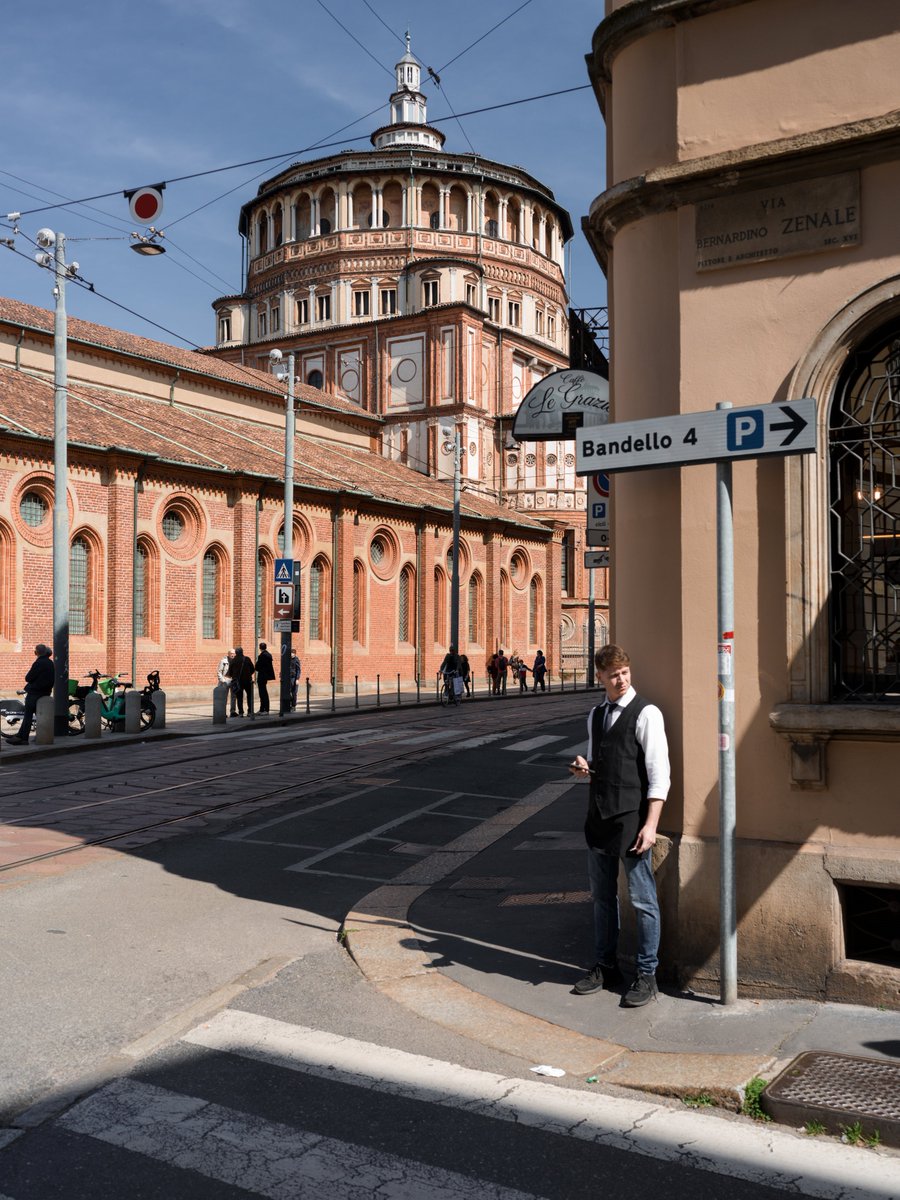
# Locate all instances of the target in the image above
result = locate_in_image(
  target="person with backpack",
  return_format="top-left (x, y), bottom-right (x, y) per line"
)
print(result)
top-left (497, 649), bottom-right (509, 696)
top-left (227, 647), bottom-right (255, 718)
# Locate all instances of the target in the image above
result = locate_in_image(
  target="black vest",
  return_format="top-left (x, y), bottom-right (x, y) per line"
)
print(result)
top-left (586, 695), bottom-right (650, 837)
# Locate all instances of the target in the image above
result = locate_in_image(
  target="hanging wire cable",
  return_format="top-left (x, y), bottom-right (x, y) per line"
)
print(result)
top-left (315, 0), bottom-right (394, 76)
top-left (435, 0), bottom-right (535, 74)
top-left (359, 0), bottom-right (406, 47)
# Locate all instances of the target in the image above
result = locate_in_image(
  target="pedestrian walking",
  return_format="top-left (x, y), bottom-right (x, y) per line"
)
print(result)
top-left (289, 649), bottom-right (302, 710)
top-left (4, 644), bottom-right (54, 745)
top-left (228, 646), bottom-right (255, 718)
top-left (255, 642), bottom-right (275, 713)
top-left (498, 649), bottom-right (509, 696)
top-left (217, 649), bottom-right (237, 717)
top-left (569, 644), bottom-right (670, 1008)
top-left (532, 649), bottom-right (547, 693)
top-left (458, 653), bottom-right (471, 697)
top-left (516, 655), bottom-right (530, 694)
top-left (487, 652), bottom-right (500, 695)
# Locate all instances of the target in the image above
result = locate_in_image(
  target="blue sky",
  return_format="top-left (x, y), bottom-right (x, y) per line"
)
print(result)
top-left (0, 1), bottom-right (607, 350)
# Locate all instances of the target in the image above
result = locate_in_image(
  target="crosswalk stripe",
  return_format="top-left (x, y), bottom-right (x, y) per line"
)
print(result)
top-left (555, 742), bottom-right (586, 758)
top-left (59, 1078), bottom-right (542, 1200)
top-left (182, 1010), bottom-right (900, 1200)
top-left (502, 735), bottom-right (567, 752)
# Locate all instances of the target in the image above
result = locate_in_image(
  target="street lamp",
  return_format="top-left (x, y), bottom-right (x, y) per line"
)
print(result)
top-left (270, 348), bottom-right (296, 715)
top-left (35, 229), bottom-right (78, 735)
top-left (440, 425), bottom-right (461, 652)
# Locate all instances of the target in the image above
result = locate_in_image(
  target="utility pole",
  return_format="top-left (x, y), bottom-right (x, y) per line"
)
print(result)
top-left (447, 427), bottom-right (461, 652)
top-left (270, 350), bottom-right (296, 717)
top-left (35, 230), bottom-right (77, 736)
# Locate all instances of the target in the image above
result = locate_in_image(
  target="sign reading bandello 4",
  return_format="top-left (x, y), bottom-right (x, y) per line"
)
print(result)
top-left (575, 398), bottom-right (816, 474)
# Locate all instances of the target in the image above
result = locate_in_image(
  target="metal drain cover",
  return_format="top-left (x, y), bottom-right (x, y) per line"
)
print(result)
top-left (763, 1050), bottom-right (900, 1147)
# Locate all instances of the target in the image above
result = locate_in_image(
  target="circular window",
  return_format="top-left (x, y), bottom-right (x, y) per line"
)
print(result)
top-left (368, 527), bottom-right (400, 580)
top-left (157, 494), bottom-right (205, 559)
top-left (509, 549), bottom-right (529, 589)
top-left (20, 491), bottom-right (49, 528)
top-left (371, 536), bottom-right (386, 565)
top-left (565, 453), bottom-right (575, 467)
top-left (546, 453), bottom-right (557, 466)
top-left (525, 453), bottom-right (536, 467)
top-left (162, 511), bottom-right (185, 542)
top-left (307, 369), bottom-right (324, 389)
top-left (507, 452), bottom-right (518, 465)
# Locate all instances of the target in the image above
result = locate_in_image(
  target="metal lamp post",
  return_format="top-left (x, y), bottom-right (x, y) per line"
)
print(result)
top-left (270, 349), bottom-right (296, 716)
top-left (35, 229), bottom-right (78, 736)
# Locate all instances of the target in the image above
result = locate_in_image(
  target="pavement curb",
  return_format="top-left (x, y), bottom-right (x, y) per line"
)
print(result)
top-left (343, 779), bottom-right (774, 1108)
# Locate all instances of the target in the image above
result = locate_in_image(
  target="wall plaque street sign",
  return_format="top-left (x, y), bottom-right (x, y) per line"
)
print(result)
top-left (695, 171), bottom-right (859, 272)
top-left (274, 619), bottom-right (293, 633)
top-left (584, 550), bottom-right (610, 568)
top-left (512, 369), bottom-right (609, 441)
top-left (576, 398), bottom-right (816, 474)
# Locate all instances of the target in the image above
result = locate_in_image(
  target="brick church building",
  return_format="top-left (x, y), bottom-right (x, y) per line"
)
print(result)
top-left (0, 42), bottom-right (601, 699)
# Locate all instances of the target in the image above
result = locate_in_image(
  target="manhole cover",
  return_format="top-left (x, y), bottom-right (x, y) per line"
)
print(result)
top-left (763, 1051), bottom-right (900, 1147)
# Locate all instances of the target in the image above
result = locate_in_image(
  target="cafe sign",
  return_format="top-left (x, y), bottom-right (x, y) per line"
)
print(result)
top-left (695, 171), bottom-right (860, 272)
top-left (511, 369), bottom-right (609, 442)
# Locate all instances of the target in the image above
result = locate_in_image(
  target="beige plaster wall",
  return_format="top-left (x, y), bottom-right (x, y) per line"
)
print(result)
top-left (676, 0), bottom-right (900, 161)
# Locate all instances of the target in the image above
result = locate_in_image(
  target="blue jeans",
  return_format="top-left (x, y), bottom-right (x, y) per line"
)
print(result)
top-left (587, 845), bottom-right (660, 976)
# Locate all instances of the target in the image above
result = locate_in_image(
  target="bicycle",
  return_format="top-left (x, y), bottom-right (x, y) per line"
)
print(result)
top-left (68, 670), bottom-right (158, 733)
top-left (439, 670), bottom-right (462, 707)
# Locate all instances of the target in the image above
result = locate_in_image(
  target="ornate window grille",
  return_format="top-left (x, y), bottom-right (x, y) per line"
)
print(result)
top-left (135, 543), bottom-right (147, 639)
top-left (70, 537), bottom-right (90, 636)
top-left (829, 327), bottom-right (900, 701)
top-left (202, 551), bottom-right (219, 639)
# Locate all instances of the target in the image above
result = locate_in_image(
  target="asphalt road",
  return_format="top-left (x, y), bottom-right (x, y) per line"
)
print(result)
top-left (0, 697), bottom-right (881, 1198)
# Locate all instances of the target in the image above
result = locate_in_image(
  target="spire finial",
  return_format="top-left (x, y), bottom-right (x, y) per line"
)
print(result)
top-left (405, 29), bottom-right (411, 54)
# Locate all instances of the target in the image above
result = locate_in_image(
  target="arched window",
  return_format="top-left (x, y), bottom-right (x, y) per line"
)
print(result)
top-left (319, 216), bottom-right (332, 236)
top-left (434, 565), bottom-right (447, 644)
top-left (70, 535), bottom-right (93, 636)
top-left (309, 556), bottom-right (330, 642)
top-left (0, 520), bottom-right (14, 641)
top-left (202, 548), bottom-right (224, 640)
top-left (468, 573), bottom-right (482, 645)
top-left (134, 538), bottom-right (158, 640)
top-left (561, 531), bottom-right (572, 595)
top-left (353, 560), bottom-right (366, 644)
top-left (258, 212), bottom-right (268, 255)
top-left (257, 549), bottom-right (273, 641)
top-left (829, 325), bottom-right (900, 700)
top-left (398, 565), bottom-right (415, 643)
top-left (529, 576), bottom-right (542, 646)
top-left (499, 569), bottom-right (510, 648)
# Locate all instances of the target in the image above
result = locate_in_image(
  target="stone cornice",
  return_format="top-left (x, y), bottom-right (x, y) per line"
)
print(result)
top-left (586, 0), bottom-right (755, 115)
top-left (583, 109), bottom-right (900, 268)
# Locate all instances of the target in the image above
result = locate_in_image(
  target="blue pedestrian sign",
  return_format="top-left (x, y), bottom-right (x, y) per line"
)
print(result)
top-left (274, 558), bottom-right (293, 583)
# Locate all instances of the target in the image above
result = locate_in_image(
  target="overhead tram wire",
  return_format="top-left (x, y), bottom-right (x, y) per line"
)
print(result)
top-left (10, 84), bottom-right (591, 223)
top-left (314, 0), bottom-right (395, 77)
top-left (358, 0), bottom-right (406, 47)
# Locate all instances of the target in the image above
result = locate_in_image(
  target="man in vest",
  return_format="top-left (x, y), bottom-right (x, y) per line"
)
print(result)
top-left (569, 643), bottom-right (670, 1007)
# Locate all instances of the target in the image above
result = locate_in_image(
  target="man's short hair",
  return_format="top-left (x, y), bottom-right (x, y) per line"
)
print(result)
top-left (235, 646), bottom-right (243, 655)
top-left (595, 644), bottom-right (630, 672)
top-left (35, 643), bottom-right (51, 656)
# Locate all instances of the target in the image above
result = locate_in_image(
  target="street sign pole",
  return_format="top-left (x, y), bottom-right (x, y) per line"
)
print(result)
top-left (575, 395), bottom-right (817, 1007)
top-left (716, 403), bottom-right (737, 1006)
top-left (280, 355), bottom-right (295, 717)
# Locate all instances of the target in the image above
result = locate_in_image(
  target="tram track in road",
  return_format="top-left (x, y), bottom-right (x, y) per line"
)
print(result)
top-left (0, 694), bottom-right (591, 875)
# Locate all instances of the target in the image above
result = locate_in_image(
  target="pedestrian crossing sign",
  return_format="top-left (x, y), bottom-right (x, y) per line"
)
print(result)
top-left (274, 558), bottom-right (293, 583)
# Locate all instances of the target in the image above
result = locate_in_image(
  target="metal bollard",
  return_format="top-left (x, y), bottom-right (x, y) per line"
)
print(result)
top-left (212, 683), bottom-right (228, 725)
top-left (85, 691), bottom-right (102, 738)
top-left (376, 674), bottom-right (381, 707)
top-left (397, 673), bottom-right (401, 705)
top-left (560, 672), bottom-right (565, 693)
top-left (306, 677), bottom-right (311, 714)
top-left (355, 676), bottom-right (359, 709)
top-left (331, 676), bottom-right (336, 712)
top-left (154, 690), bottom-right (166, 729)
top-left (35, 695), bottom-right (54, 744)
top-left (124, 689), bottom-right (141, 733)
top-left (416, 675), bottom-right (420, 704)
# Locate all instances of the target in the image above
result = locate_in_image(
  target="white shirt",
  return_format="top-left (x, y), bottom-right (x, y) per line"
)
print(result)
top-left (585, 685), bottom-right (671, 802)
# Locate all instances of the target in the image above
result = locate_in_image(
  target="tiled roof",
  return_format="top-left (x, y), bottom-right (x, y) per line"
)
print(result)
top-left (0, 365), bottom-right (548, 533)
top-left (0, 297), bottom-right (376, 422)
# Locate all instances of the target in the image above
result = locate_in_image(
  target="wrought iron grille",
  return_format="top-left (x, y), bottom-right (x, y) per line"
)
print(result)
top-left (829, 327), bottom-right (900, 702)
top-left (70, 537), bottom-right (89, 636)
top-left (201, 551), bottom-right (219, 639)
top-left (134, 543), bottom-right (147, 639)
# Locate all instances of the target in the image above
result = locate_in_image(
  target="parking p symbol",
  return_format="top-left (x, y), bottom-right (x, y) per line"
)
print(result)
top-left (727, 410), bottom-right (764, 452)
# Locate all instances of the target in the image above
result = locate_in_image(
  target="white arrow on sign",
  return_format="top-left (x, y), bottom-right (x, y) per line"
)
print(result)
top-left (576, 397), bottom-right (816, 474)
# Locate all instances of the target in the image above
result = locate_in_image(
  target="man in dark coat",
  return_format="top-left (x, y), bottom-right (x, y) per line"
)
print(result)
top-left (227, 646), bottom-right (255, 718)
top-left (5, 644), bottom-right (54, 745)
top-left (255, 642), bottom-right (275, 713)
